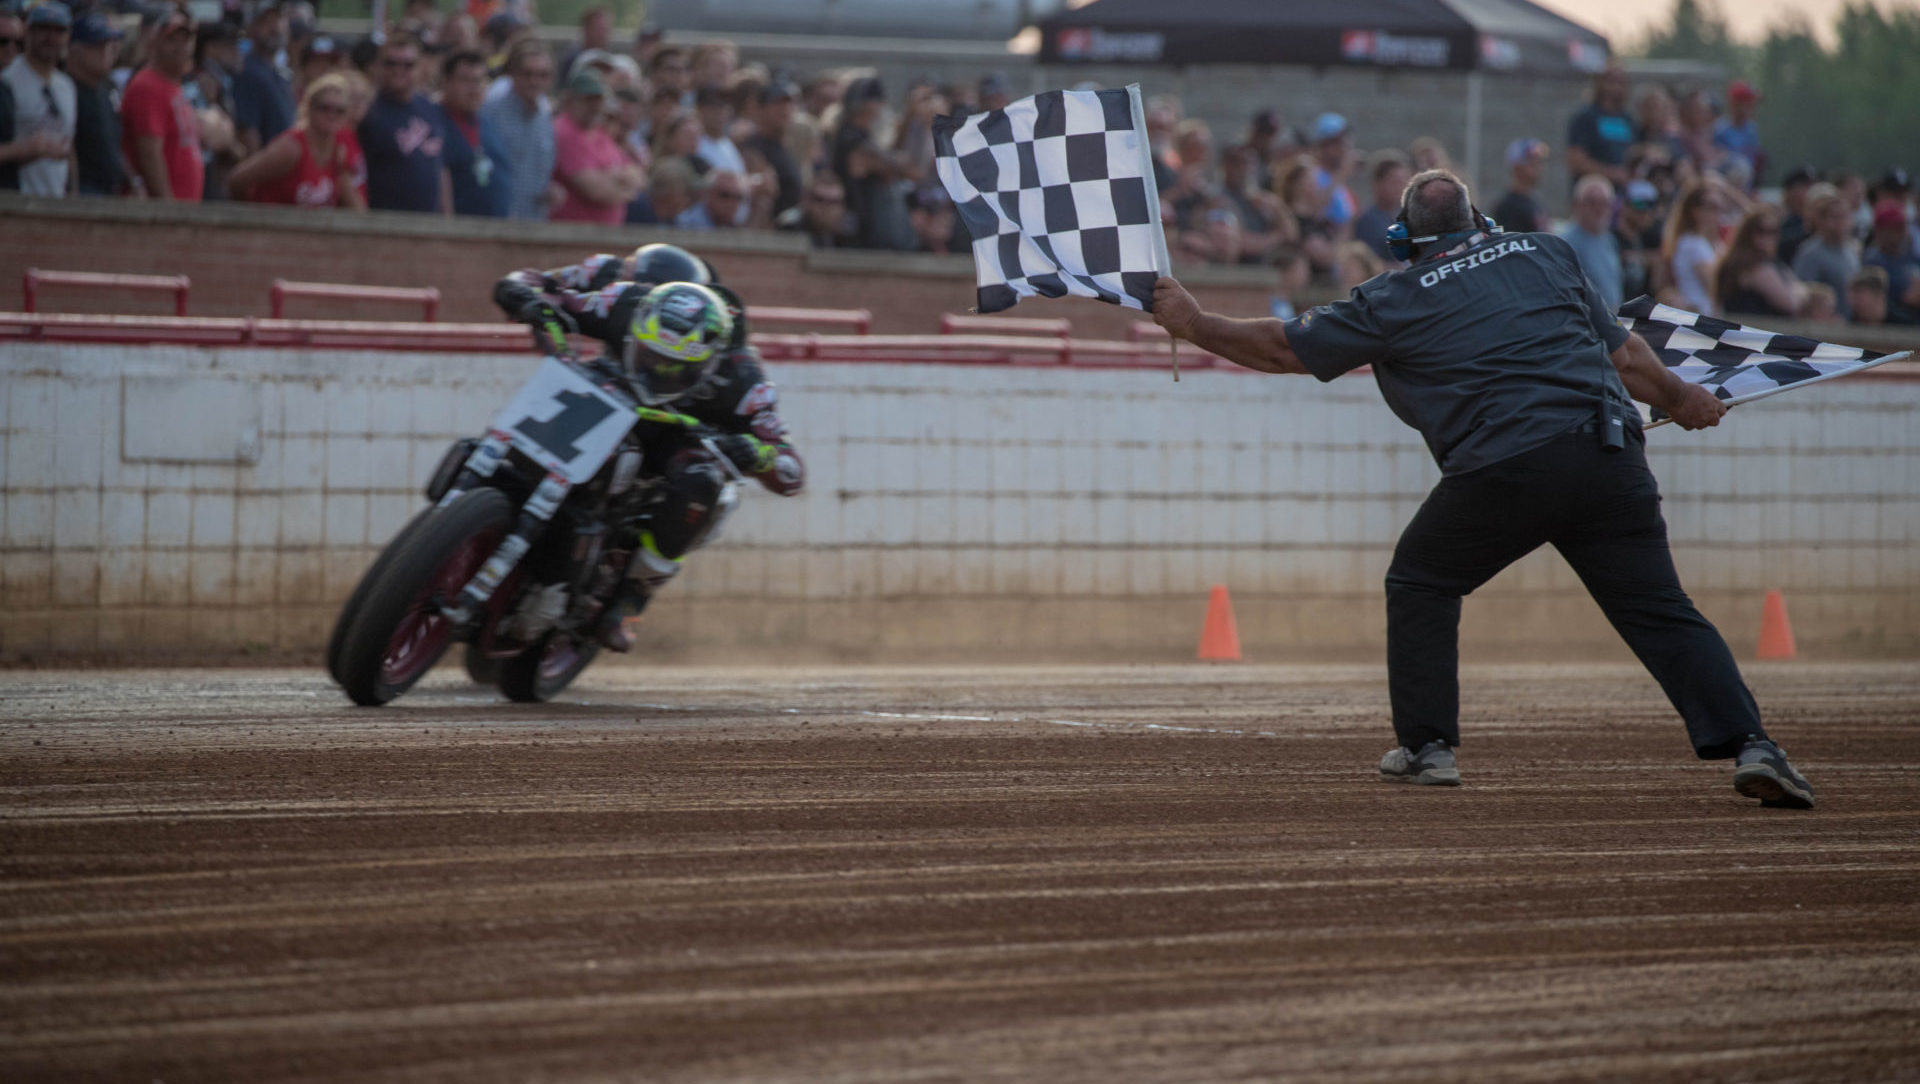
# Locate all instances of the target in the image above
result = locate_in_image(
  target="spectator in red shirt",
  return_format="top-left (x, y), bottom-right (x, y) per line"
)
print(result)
top-left (120, 8), bottom-right (203, 202)
top-left (228, 72), bottom-right (364, 209)
top-left (550, 67), bottom-right (642, 224)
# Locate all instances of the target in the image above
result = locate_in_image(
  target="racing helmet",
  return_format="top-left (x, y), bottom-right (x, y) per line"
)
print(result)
top-left (624, 282), bottom-right (735, 404)
top-left (627, 243), bottom-right (713, 289)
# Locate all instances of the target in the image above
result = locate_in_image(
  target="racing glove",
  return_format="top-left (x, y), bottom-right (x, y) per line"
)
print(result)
top-left (714, 433), bottom-right (777, 474)
top-left (516, 299), bottom-right (578, 355)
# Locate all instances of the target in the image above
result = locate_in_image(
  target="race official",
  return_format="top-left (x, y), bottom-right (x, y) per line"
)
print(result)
top-left (1151, 168), bottom-right (1814, 809)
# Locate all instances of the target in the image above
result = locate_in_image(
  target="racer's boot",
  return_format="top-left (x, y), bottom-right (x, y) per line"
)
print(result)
top-left (595, 532), bottom-right (682, 652)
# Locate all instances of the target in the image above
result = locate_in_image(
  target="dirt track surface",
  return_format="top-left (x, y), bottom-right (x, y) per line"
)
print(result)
top-left (2, 662), bottom-right (1917, 1082)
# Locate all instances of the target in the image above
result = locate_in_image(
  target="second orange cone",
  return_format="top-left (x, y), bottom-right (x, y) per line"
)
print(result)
top-left (1758, 589), bottom-right (1797, 660)
top-left (1197, 584), bottom-right (1242, 661)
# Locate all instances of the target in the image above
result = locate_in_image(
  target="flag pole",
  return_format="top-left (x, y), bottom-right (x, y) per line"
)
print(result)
top-left (1128, 83), bottom-right (1176, 383)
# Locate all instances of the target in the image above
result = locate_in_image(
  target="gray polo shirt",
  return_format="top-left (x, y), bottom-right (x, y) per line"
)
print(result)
top-left (1284, 231), bottom-right (1634, 475)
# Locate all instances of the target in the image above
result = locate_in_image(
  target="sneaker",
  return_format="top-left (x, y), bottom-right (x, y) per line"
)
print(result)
top-left (1379, 740), bottom-right (1461, 786)
top-left (1733, 737), bottom-right (1815, 809)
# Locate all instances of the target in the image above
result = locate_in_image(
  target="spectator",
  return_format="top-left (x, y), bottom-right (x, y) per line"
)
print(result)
top-left (892, 77), bottom-right (943, 187)
top-left (1307, 112), bottom-right (1356, 231)
top-left (743, 78), bottom-right (802, 217)
top-left (638, 80), bottom-right (677, 150)
top-left (477, 37), bottom-right (553, 219)
top-left (1862, 200), bottom-right (1920, 324)
top-left (296, 35), bottom-right (342, 102)
top-left (688, 40), bottom-right (735, 92)
top-left (184, 21), bottom-right (241, 200)
top-left (558, 4), bottom-right (611, 86)
top-left (1616, 178), bottom-right (1667, 302)
top-left (231, 0), bottom-right (294, 158)
top-left (801, 72), bottom-right (842, 122)
top-left (1672, 89), bottom-right (1716, 173)
top-left (1875, 169), bottom-right (1920, 253)
top-left (907, 184), bottom-right (956, 254)
top-left (120, 6), bottom-right (201, 201)
top-left (1712, 80), bottom-right (1764, 185)
top-left (1847, 266), bottom-right (1888, 325)
top-left (1830, 168), bottom-right (1869, 239)
top-left (603, 84), bottom-right (649, 219)
top-left (1774, 165), bottom-right (1816, 263)
top-left (359, 31), bottom-right (449, 214)
top-left (627, 153), bottom-right (695, 224)
top-left (439, 14), bottom-right (478, 56)
top-left (1492, 138), bottom-right (1551, 235)
top-left (228, 72), bottom-right (362, 208)
top-left (1566, 61), bottom-right (1632, 188)
top-left (976, 70), bottom-right (1011, 114)
top-left (1662, 180), bottom-right (1723, 314)
top-left (1351, 149), bottom-right (1410, 264)
top-left (1715, 207), bottom-right (1807, 318)
top-left (435, 48), bottom-right (504, 216)
top-left (1558, 174), bottom-right (1624, 311)
top-left (1409, 136), bottom-right (1452, 175)
top-left (1276, 154), bottom-right (1336, 273)
top-left (0, 7), bottom-right (22, 190)
top-left (480, 12), bottom-right (528, 76)
top-left (68, 13), bottom-right (126, 197)
top-left (1268, 244), bottom-right (1310, 320)
top-left (832, 76), bottom-right (915, 251)
top-left (1800, 282), bottom-right (1837, 320)
top-left (3, 1), bottom-right (75, 197)
top-left (653, 111), bottom-right (704, 173)
top-left (775, 169), bottom-right (853, 247)
top-left (1334, 239), bottom-right (1384, 292)
top-left (629, 23), bottom-right (663, 71)
top-left (549, 67), bottom-right (642, 223)
top-left (1242, 109), bottom-right (1282, 189)
top-left (691, 83), bottom-right (744, 174)
top-left (1633, 86), bottom-right (1678, 152)
top-left (1219, 142), bottom-right (1291, 265)
top-left (1791, 185), bottom-right (1860, 318)
top-left (675, 165), bottom-right (752, 229)
top-left (647, 45), bottom-right (690, 104)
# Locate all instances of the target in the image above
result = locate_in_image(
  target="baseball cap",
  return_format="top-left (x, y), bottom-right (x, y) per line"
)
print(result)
top-left (1505, 137), bottom-right (1549, 166)
top-left (1872, 199), bottom-right (1909, 230)
top-left (1311, 112), bottom-right (1349, 142)
top-left (1880, 167), bottom-right (1912, 193)
top-left (70, 11), bottom-right (122, 42)
top-left (1781, 165), bottom-right (1817, 188)
top-left (759, 79), bottom-right (797, 105)
top-left (1624, 179), bottom-right (1659, 208)
top-left (565, 67), bottom-right (605, 97)
top-left (25, 1), bottom-right (71, 28)
top-left (1728, 79), bottom-right (1760, 103)
top-left (302, 34), bottom-right (337, 61)
top-left (569, 47), bottom-right (613, 78)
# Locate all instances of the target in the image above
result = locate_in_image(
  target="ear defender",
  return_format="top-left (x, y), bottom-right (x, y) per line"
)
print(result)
top-left (1387, 205), bottom-right (1504, 263)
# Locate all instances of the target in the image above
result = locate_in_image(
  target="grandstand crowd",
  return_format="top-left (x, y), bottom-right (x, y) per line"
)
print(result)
top-left (4, 0), bottom-right (1917, 327)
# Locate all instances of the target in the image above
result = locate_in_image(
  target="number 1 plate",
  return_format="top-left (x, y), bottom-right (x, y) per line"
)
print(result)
top-left (490, 358), bottom-right (637, 484)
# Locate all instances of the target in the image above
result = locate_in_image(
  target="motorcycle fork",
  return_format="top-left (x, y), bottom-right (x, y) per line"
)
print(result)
top-left (442, 470), bottom-right (572, 625)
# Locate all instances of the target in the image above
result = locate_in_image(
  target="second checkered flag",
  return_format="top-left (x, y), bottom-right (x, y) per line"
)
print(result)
top-left (935, 84), bottom-right (1171, 315)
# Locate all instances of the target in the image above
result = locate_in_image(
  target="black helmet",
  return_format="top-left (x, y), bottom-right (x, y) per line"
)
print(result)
top-left (627, 243), bottom-right (713, 289)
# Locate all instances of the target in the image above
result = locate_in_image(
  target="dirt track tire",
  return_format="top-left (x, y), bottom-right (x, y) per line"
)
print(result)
top-left (335, 489), bottom-right (514, 707)
top-left (462, 644), bottom-right (500, 686)
top-left (497, 630), bottom-right (600, 703)
top-left (326, 508), bottom-right (435, 685)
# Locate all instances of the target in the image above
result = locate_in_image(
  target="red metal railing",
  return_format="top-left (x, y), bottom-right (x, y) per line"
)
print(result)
top-left (22, 269), bottom-right (192, 316)
top-left (940, 313), bottom-right (1073, 339)
top-left (746, 305), bottom-right (872, 334)
top-left (270, 279), bottom-right (442, 321)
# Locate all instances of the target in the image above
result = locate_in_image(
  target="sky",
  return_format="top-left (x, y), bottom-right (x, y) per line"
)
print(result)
top-left (1530, 0), bottom-right (1920, 47)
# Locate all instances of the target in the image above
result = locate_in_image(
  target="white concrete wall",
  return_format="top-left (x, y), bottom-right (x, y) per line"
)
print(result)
top-left (3, 342), bottom-right (1916, 662)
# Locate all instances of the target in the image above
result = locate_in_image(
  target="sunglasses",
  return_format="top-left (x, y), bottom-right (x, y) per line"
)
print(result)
top-left (0, 36), bottom-right (22, 48)
top-left (310, 101), bottom-right (346, 116)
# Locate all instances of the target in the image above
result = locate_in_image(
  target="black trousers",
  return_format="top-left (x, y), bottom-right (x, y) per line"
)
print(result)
top-left (1383, 426), bottom-right (1763, 760)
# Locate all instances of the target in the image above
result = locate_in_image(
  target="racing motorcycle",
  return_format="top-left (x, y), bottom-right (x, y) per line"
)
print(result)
top-left (326, 350), bottom-right (740, 706)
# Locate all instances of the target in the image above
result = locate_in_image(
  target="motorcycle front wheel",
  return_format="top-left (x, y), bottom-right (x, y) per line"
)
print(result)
top-left (335, 488), bottom-right (514, 706)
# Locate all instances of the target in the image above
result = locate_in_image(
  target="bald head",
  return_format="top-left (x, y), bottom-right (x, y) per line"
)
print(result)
top-left (1403, 169), bottom-right (1473, 244)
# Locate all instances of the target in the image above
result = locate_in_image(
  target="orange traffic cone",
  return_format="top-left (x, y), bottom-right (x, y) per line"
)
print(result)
top-left (1757, 589), bottom-right (1797, 660)
top-left (1197, 584), bottom-right (1242, 661)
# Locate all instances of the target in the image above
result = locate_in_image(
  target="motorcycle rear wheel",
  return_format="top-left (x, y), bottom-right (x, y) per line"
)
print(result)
top-left (497, 629), bottom-right (601, 703)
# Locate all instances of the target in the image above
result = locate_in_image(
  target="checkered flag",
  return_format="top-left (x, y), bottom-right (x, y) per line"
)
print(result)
top-left (935, 84), bottom-right (1170, 314)
top-left (1618, 296), bottom-right (1911, 426)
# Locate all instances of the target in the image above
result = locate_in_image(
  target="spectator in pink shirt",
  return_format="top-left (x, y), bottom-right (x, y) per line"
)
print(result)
top-left (550, 67), bottom-right (642, 223)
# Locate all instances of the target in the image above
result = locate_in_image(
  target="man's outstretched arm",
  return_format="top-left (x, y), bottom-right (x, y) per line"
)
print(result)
top-left (1152, 276), bottom-right (1308, 375)
top-left (1611, 331), bottom-right (1726, 430)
